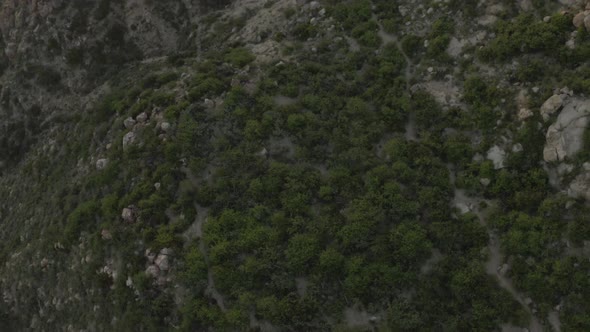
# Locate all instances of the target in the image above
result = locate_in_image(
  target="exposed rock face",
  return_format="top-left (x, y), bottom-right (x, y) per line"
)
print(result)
top-left (543, 99), bottom-right (590, 162)
top-left (540, 94), bottom-right (565, 121)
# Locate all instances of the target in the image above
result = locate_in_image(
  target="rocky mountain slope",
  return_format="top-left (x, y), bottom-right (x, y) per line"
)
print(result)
top-left (1, 0), bottom-right (590, 331)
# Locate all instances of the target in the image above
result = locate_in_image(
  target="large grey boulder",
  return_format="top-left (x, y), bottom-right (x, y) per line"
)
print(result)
top-left (543, 99), bottom-right (590, 162)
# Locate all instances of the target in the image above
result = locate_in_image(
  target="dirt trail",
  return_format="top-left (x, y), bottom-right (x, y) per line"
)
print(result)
top-left (181, 166), bottom-right (227, 312)
top-left (373, 14), bottom-right (416, 141)
top-left (447, 166), bottom-right (544, 332)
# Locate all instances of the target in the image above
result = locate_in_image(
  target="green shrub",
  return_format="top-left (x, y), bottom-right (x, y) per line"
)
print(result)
top-left (224, 47), bottom-right (255, 67)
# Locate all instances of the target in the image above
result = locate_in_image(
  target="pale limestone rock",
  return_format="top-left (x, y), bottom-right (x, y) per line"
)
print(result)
top-left (540, 94), bottom-right (565, 121)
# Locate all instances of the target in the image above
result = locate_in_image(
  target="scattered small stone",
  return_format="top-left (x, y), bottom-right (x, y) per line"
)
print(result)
top-left (154, 182), bottom-right (161, 190)
top-left (532, 87), bottom-right (540, 93)
top-left (543, 16), bottom-right (551, 23)
top-left (518, 108), bottom-right (534, 121)
top-left (480, 178), bottom-right (491, 187)
top-left (427, 67), bottom-right (434, 73)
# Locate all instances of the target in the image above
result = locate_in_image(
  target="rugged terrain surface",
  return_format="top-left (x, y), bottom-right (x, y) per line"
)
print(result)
top-left (1, 0), bottom-right (590, 331)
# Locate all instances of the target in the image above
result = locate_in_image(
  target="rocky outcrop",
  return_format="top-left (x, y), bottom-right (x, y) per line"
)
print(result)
top-left (543, 99), bottom-right (590, 162)
top-left (540, 94), bottom-right (565, 122)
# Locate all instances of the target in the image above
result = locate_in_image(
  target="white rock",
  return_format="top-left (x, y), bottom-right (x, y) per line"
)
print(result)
top-left (155, 254), bottom-right (170, 271)
top-left (543, 99), bottom-right (590, 162)
top-left (122, 131), bottom-right (136, 149)
top-left (160, 122), bottom-right (171, 132)
top-left (136, 112), bottom-right (148, 123)
top-left (123, 117), bottom-right (136, 129)
top-left (512, 143), bottom-right (523, 153)
top-left (101, 229), bottom-right (112, 240)
top-left (96, 158), bottom-right (109, 170)
top-left (573, 12), bottom-right (586, 28)
top-left (486, 145), bottom-right (506, 169)
top-left (121, 208), bottom-right (135, 223)
top-left (540, 94), bottom-right (565, 121)
top-left (145, 265), bottom-right (160, 278)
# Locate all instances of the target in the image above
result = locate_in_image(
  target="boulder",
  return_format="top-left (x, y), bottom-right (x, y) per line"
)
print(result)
top-left (145, 265), bottom-right (160, 278)
top-left (136, 112), bottom-right (148, 123)
top-left (585, 15), bottom-right (590, 31)
top-left (160, 122), bottom-right (171, 132)
top-left (101, 229), bottom-right (112, 240)
top-left (121, 207), bottom-right (135, 223)
top-left (122, 131), bottom-right (136, 149)
top-left (155, 254), bottom-right (170, 271)
top-left (123, 117), bottom-right (136, 129)
top-left (540, 94), bottom-right (565, 121)
top-left (96, 158), bottom-right (109, 170)
top-left (486, 145), bottom-right (506, 169)
top-left (543, 99), bottom-right (590, 162)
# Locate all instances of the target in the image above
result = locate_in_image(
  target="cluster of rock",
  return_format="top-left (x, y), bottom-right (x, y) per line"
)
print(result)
top-left (573, 4), bottom-right (590, 31)
top-left (145, 248), bottom-right (173, 286)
